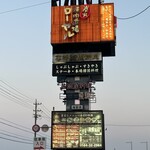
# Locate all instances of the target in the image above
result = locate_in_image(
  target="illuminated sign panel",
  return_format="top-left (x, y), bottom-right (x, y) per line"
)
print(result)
top-left (51, 111), bottom-right (104, 149)
top-left (100, 4), bottom-right (114, 41)
top-left (52, 61), bottom-right (103, 76)
top-left (51, 3), bottom-right (115, 44)
top-left (60, 82), bottom-right (92, 90)
top-left (53, 52), bottom-right (102, 64)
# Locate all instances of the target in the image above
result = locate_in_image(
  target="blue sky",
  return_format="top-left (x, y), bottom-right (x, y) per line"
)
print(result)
top-left (0, 0), bottom-right (150, 150)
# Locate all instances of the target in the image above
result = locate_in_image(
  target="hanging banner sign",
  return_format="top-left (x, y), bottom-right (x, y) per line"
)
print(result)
top-left (52, 61), bottom-right (103, 76)
top-left (53, 52), bottom-right (102, 64)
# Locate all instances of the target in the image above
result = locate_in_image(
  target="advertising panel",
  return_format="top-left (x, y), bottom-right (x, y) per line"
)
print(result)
top-left (60, 82), bottom-right (92, 90)
top-left (53, 52), bottom-right (102, 64)
top-left (51, 4), bottom-right (115, 44)
top-left (52, 61), bottom-right (103, 76)
top-left (51, 111), bottom-right (105, 149)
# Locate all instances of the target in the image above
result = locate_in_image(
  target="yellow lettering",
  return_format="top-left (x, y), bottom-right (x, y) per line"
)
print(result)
top-left (68, 31), bottom-right (75, 37)
top-left (64, 8), bottom-right (72, 22)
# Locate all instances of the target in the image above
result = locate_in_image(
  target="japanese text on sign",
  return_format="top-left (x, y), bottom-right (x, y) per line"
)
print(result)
top-left (80, 5), bottom-right (90, 19)
top-left (62, 6), bottom-right (80, 39)
top-left (100, 4), bottom-right (114, 40)
top-left (52, 61), bottom-right (103, 76)
top-left (51, 111), bottom-right (104, 149)
top-left (53, 52), bottom-right (102, 64)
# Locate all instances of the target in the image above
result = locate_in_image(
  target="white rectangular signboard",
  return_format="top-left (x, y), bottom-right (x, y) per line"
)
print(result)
top-left (34, 137), bottom-right (46, 150)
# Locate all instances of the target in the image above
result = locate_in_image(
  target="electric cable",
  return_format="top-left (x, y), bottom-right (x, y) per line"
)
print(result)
top-left (0, 121), bottom-right (51, 142)
top-left (0, 89), bottom-right (33, 110)
top-left (0, 80), bottom-right (51, 119)
top-left (0, 136), bottom-right (33, 145)
top-left (0, 132), bottom-right (32, 142)
top-left (106, 124), bottom-right (150, 127)
top-left (41, 104), bottom-right (51, 115)
top-left (0, 121), bottom-right (32, 134)
top-left (40, 105), bottom-right (51, 118)
top-left (117, 5), bottom-right (150, 20)
top-left (0, 88), bottom-right (51, 120)
top-left (0, 129), bottom-right (32, 140)
top-left (0, 86), bottom-right (33, 105)
top-left (0, 133), bottom-right (50, 148)
top-left (0, 82), bottom-right (51, 141)
top-left (41, 115), bottom-right (51, 122)
top-left (0, 118), bottom-right (51, 139)
top-left (0, 1), bottom-right (149, 21)
top-left (0, 118), bottom-right (32, 131)
top-left (0, 91), bottom-right (33, 110)
top-left (0, 1), bottom-right (50, 15)
top-left (0, 89), bottom-right (51, 129)
top-left (0, 80), bottom-right (34, 103)
top-left (41, 111), bottom-right (51, 120)
top-left (0, 80), bottom-right (34, 108)
top-left (40, 104), bottom-right (51, 123)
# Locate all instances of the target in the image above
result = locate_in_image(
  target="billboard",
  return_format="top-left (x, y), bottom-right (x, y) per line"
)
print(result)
top-left (53, 52), bottom-right (102, 64)
top-left (51, 110), bottom-right (105, 149)
top-left (60, 82), bottom-right (92, 90)
top-left (52, 61), bottom-right (103, 76)
top-left (51, 3), bottom-right (115, 44)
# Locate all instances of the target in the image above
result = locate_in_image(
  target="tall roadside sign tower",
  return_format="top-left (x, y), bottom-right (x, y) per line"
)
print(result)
top-left (50, 0), bottom-right (117, 149)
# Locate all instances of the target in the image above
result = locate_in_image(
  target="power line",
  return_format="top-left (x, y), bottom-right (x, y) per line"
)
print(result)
top-left (41, 113), bottom-right (51, 122)
top-left (117, 5), bottom-right (150, 20)
top-left (41, 104), bottom-right (51, 115)
top-left (103, 4), bottom-right (150, 20)
top-left (0, 136), bottom-right (32, 145)
top-left (0, 80), bottom-right (34, 103)
top-left (0, 118), bottom-right (32, 131)
top-left (106, 124), bottom-right (150, 127)
top-left (0, 89), bottom-right (33, 110)
top-left (0, 132), bottom-right (32, 142)
top-left (0, 1), bottom-right (149, 21)
top-left (0, 80), bottom-right (51, 127)
top-left (0, 87), bottom-right (33, 106)
top-left (0, 84), bottom-right (33, 104)
top-left (0, 91), bottom-right (33, 110)
top-left (0, 1), bottom-right (50, 15)
top-left (0, 80), bottom-right (51, 117)
top-left (40, 106), bottom-right (51, 120)
top-left (0, 118), bottom-right (51, 139)
top-left (0, 121), bottom-right (32, 134)
top-left (0, 131), bottom-right (50, 148)
top-left (0, 129), bottom-right (32, 140)
top-left (0, 80), bottom-right (35, 109)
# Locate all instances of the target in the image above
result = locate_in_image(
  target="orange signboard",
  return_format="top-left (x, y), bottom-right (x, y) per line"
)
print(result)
top-left (51, 3), bottom-right (115, 44)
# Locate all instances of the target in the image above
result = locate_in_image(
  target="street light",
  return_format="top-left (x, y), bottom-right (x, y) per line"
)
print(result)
top-left (126, 141), bottom-right (133, 150)
top-left (141, 141), bottom-right (148, 150)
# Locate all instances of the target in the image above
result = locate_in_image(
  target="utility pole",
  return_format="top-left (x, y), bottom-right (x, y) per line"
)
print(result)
top-left (33, 99), bottom-right (41, 138)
